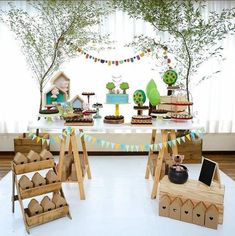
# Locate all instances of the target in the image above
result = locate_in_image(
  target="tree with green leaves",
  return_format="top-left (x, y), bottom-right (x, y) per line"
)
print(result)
top-left (112, 0), bottom-right (235, 107)
top-left (1, 0), bottom-right (111, 112)
top-left (106, 82), bottom-right (116, 93)
top-left (120, 82), bottom-right (129, 94)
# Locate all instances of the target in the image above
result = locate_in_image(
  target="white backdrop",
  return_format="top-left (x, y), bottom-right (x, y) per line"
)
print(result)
top-left (0, 0), bottom-right (235, 133)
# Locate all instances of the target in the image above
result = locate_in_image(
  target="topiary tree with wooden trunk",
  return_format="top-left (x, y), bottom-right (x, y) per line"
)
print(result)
top-left (112, 0), bottom-right (235, 111)
top-left (106, 82), bottom-right (116, 93)
top-left (0, 0), bottom-right (111, 113)
top-left (120, 82), bottom-right (129, 94)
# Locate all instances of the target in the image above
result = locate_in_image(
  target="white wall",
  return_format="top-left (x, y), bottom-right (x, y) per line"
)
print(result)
top-left (0, 133), bottom-right (234, 152)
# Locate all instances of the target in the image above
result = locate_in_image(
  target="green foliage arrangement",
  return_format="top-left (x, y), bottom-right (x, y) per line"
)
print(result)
top-left (1, 0), bottom-right (111, 111)
top-left (112, 0), bottom-right (235, 103)
top-left (106, 82), bottom-right (116, 92)
top-left (146, 79), bottom-right (161, 106)
top-left (120, 82), bottom-right (129, 94)
top-left (133, 90), bottom-right (146, 106)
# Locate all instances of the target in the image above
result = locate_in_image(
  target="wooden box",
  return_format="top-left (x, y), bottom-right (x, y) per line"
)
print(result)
top-left (25, 205), bottom-right (69, 226)
top-left (14, 133), bottom-right (50, 154)
top-left (170, 137), bottom-right (202, 163)
top-left (159, 176), bottom-right (225, 224)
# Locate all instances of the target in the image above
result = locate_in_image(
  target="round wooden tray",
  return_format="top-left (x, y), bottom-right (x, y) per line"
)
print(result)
top-left (171, 117), bottom-right (193, 121)
top-left (103, 118), bottom-right (124, 124)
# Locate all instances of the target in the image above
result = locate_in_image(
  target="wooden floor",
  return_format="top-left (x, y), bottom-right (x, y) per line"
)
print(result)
top-left (0, 153), bottom-right (235, 180)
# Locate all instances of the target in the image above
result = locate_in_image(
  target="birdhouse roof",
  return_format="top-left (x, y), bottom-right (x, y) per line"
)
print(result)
top-left (161, 195), bottom-right (171, 204)
top-left (182, 199), bottom-right (194, 208)
top-left (206, 204), bottom-right (218, 213)
top-left (171, 197), bottom-right (182, 206)
top-left (70, 95), bottom-right (84, 104)
top-left (44, 85), bottom-right (67, 95)
top-left (50, 71), bottom-right (70, 83)
top-left (194, 201), bottom-right (206, 211)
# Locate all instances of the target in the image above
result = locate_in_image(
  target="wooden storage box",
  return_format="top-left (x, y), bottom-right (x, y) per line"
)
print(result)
top-left (159, 176), bottom-right (225, 224)
top-left (14, 133), bottom-right (49, 154)
top-left (25, 205), bottom-right (69, 227)
top-left (12, 159), bottom-right (54, 175)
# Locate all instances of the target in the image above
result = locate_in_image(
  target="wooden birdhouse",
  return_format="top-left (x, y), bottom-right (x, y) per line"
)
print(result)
top-left (181, 199), bottom-right (194, 223)
top-left (14, 152), bottom-right (28, 165)
top-left (159, 195), bottom-right (171, 217)
top-left (70, 95), bottom-right (84, 109)
top-left (205, 204), bottom-right (219, 229)
top-left (52, 193), bottom-right (67, 208)
top-left (169, 197), bottom-right (182, 220)
top-left (44, 85), bottom-right (68, 106)
top-left (32, 172), bottom-right (46, 187)
top-left (50, 71), bottom-right (70, 98)
top-left (28, 199), bottom-right (43, 217)
top-left (40, 149), bottom-right (53, 160)
top-left (46, 170), bottom-right (59, 184)
top-left (27, 150), bottom-right (41, 163)
top-left (19, 175), bottom-right (33, 190)
top-left (192, 201), bottom-right (206, 226)
top-left (41, 196), bottom-right (56, 212)
top-left (70, 163), bottom-right (77, 181)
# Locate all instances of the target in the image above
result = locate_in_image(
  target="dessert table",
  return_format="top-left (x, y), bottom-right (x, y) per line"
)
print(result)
top-left (28, 119), bottom-right (202, 200)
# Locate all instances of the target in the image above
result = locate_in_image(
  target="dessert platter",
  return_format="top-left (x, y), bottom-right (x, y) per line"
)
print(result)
top-left (104, 80), bottom-right (129, 124)
top-left (131, 115), bottom-right (152, 125)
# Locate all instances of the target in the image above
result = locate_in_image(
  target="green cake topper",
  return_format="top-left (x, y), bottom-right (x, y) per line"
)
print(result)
top-left (146, 79), bottom-right (160, 106)
top-left (133, 90), bottom-right (146, 106)
top-left (163, 69), bottom-right (178, 85)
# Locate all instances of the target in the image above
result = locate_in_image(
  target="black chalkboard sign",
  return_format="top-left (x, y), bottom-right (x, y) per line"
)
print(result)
top-left (198, 158), bottom-right (217, 186)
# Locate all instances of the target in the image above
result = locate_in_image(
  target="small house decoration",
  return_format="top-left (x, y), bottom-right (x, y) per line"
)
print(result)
top-left (70, 95), bottom-right (84, 109)
top-left (44, 85), bottom-right (68, 105)
top-left (192, 201), bottom-right (206, 226)
top-left (169, 197), bottom-right (182, 220)
top-left (41, 196), bottom-right (56, 212)
top-left (28, 199), bottom-right (43, 216)
top-left (27, 150), bottom-right (41, 163)
top-left (52, 193), bottom-right (67, 208)
top-left (181, 199), bottom-right (194, 223)
top-left (159, 195), bottom-right (171, 217)
top-left (46, 170), bottom-right (59, 184)
top-left (50, 71), bottom-right (70, 98)
top-left (40, 149), bottom-right (53, 160)
top-left (205, 204), bottom-right (219, 229)
top-left (19, 175), bottom-right (33, 190)
top-left (14, 152), bottom-right (28, 165)
top-left (32, 172), bottom-right (46, 187)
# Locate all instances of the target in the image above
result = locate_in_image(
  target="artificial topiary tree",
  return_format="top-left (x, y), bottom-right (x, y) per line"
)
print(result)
top-left (1, 0), bottom-right (111, 112)
top-left (106, 82), bottom-right (116, 93)
top-left (133, 90), bottom-right (146, 106)
top-left (120, 82), bottom-right (129, 94)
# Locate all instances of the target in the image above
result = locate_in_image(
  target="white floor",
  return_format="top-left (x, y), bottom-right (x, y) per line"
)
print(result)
top-left (1, 156), bottom-right (235, 236)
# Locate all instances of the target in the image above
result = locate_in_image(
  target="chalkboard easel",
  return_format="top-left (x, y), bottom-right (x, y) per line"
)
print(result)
top-left (198, 158), bottom-right (221, 188)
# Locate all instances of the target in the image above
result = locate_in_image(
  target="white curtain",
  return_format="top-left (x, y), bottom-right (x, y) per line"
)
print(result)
top-left (0, 0), bottom-right (234, 133)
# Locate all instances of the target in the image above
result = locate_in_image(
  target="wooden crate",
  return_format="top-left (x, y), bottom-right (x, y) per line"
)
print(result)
top-left (19, 182), bottom-right (61, 199)
top-left (12, 160), bottom-right (54, 175)
top-left (25, 205), bottom-right (69, 227)
top-left (159, 176), bottom-right (225, 224)
top-left (14, 133), bottom-right (50, 154)
top-left (169, 137), bottom-right (202, 163)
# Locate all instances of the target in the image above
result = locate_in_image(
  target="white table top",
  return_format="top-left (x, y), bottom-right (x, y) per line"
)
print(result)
top-left (28, 118), bottom-right (203, 132)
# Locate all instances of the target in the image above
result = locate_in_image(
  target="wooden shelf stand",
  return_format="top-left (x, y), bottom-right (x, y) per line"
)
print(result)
top-left (12, 159), bottom-right (71, 234)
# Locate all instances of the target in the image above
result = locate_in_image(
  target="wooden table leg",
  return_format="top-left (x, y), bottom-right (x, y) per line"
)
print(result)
top-left (12, 170), bottom-right (15, 213)
top-left (145, 129), bottom-right (157, 179)
top-left (70, 132), bottom-right (86, 200)
top-left (169, 129), bottom-right (178, 155)
top-left (57, 133), bottom-right (66, 181)
top-left (151, 130), bottom-right (168, 199)
top-left (79, 129), bottom-right (91, 179)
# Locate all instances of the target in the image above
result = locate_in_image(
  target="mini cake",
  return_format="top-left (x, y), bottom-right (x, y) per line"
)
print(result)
top-left (106, 81), bottom-right (129, 104)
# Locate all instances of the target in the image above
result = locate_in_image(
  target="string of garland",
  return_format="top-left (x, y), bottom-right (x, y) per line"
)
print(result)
top-left (77, 48), bottom-right (151, 66)
top-left (28, 128), bottom-right (204, 152)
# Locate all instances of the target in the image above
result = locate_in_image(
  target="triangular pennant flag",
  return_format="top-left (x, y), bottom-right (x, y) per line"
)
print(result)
top-left (150, 144), bottom-right (154, 150)
top-left (50, 138), bottom-right (55, 145)
top-left (172, 140), bottom-right (177, 146)
top-left (176, 138), bottom-right (181, 144)
top-left (167, 141), bottom-right (172, 147)
top-left (126, 145), bottom-right (129, 151)
top-left (111, 143), bottom-right (115, 149)
top-left (101, 140), bottom-right (106, 147)
top-left (79, 132), bottom-right (84, 138)
top-left (96, 139), bottom-right (101, 145)
top-left (92, 137), bottom-right (96, 144)
top-left (130, 145), bottom-right (135, 152)
top-left (186, 134), bottom-right (191, 140)
top-left (135, 145), bottom-right (139, 152)
top-left (190, 132), bottom-right (196, 140)
top-left (59, 134), bottom-right (64, 140)
top-left (181, 136), bottom-right (186, 142)
top-left (120, 144), bottom-right (126, 150)
top-left (115, 144), bottom-right (120, 150)
top-left (140, 144), bottom-right (144, 152)
top-left (32, 134), bottom-right (37, 140)
top-left (144, 144), bottom-right (150, 151)
top-left (158, 143), bottom-right (163, 150)
top-left (36, 137), bottom-right (41, 143)
top-left (106, 141), bottom-right (110, 148)
top-left (46, 139), bottom-right (50, 146)
top-left (28, 132), bottom-right (34, 138)
top-left (154, 144), bottom-right (158, 151)
top-left (163, 142), bottom-right (167, 148)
